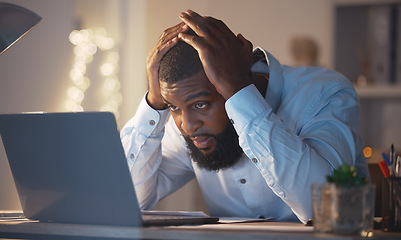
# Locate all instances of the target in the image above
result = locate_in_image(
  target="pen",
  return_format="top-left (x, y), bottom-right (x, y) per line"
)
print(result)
top-left (390, 144), bottom-right (395, 175)
top-left (383, 152), bottom-right (392, 166)
top-left (382, 152), bottom-right (393, 176)
top-left (378, 160), bottom-right (390, 177)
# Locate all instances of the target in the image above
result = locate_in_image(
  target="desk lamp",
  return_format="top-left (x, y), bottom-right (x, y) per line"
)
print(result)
top-left (0, 2), bottom-right (42, 55)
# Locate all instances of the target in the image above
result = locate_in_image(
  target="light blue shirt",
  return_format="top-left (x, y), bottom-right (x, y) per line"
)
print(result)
top-left (120, 48), bottom-right (369, 223)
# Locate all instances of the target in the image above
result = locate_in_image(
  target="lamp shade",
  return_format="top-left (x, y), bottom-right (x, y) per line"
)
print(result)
top-left (0, 2), bottom-right (42, 55)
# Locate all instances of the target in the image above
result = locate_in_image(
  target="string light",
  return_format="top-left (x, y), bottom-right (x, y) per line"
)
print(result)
top-left (65, 28), bottom-right (121, 119)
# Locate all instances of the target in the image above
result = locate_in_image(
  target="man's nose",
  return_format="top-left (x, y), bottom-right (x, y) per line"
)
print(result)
top-left (180, 111), bottom-right (201, 135)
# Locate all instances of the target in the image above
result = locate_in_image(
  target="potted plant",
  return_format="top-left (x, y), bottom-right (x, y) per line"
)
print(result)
top-left (327, 164), bottom-right (374, 235)
top-left (312, 164), bottom-right (375, 235)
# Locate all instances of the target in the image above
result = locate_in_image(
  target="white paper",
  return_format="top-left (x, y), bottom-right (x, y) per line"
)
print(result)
top-left (141, 210), bottom-right (209, 217)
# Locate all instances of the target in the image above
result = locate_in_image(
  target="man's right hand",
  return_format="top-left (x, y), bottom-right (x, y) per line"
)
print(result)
top-left (146, 22), bottom-right (188, 110)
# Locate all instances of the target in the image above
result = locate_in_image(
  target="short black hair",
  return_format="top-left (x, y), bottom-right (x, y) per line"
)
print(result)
top-left (158, 29), bottom-right (203, 83)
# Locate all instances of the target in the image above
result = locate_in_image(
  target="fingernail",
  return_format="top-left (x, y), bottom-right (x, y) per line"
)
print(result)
top-left (180, 11), bottom-right (187, 18)
top-left (169, 37), bottom-right (178, 45)
top-left (186, 9), bottom-right (193, 14)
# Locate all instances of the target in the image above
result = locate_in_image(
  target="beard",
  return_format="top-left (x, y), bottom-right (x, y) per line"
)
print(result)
top-left (183, 122), bottom-right (244, 171)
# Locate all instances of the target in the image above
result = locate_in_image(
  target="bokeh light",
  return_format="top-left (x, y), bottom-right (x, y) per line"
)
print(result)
top-left (65, 28), bottom-right (121, 118)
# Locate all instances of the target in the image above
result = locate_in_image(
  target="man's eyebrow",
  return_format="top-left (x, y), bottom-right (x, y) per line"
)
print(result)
top-left (185, 91), bottom-right (210, 102)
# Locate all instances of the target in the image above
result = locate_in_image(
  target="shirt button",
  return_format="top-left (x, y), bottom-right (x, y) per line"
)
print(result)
top-left (149, 120), bottom-right (156, 126)
top-left (252, 158), bottom-right (258, 164)
top-left (230, 119), bottom-right (234, 124)
top-left (130, 153), bottom-right (135, 159)
top-left (240, 178), bottom-right (246, 184)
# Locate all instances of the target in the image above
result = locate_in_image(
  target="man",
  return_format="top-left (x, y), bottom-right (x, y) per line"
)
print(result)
top-left (121, 10), bottom-right (369, 223)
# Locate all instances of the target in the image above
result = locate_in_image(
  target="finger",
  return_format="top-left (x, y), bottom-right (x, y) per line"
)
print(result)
top-left (158, 22), bottom-right (187, 45)
top-left (206, 17), bottom-right (235, 37)
top-left (177, 32), bottom-right (204, 52)
top-left (160, 36), bottom-right (180, 56)
top-left (180, 11), bottom-right (235, 45)
top-left (179, 10), bottom-right (212, 38)
top-left (237, 33), bottom-right (254, 67)
top-left (147, 36), bottom-right (179, 68)
top-left (158, 24), bottom-right (185, 46)
top-left (237, 33), bottom-right (253, 51)
top-left (179, 10), bottom-right (205, 26)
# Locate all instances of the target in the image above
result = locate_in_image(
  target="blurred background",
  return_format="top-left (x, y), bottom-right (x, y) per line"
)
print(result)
top-left (1, 0), bottom-right (400, 214)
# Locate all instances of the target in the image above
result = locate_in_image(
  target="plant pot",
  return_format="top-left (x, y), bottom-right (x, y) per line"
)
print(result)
top-left (312, 183), bottom-right (375, 235)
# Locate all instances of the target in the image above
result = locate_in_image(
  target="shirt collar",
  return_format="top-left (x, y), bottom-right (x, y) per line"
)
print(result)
top-left (251, 47), bottom-right (283, 113)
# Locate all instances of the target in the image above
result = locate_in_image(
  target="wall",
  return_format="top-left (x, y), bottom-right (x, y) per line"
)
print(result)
top-left (144, 0), bottom-right (334, 68)
top-left (0, 0), bottom-right (75, 210)
top-left (0, 0), bottom-right (335, 211)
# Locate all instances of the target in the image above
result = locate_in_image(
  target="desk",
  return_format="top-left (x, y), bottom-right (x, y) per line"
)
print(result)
top-left (0, 220), bottom-right (400, 240)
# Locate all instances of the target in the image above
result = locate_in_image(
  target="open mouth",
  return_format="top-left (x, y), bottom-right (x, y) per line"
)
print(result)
top-left (191, 135), bottom-right (214, 151)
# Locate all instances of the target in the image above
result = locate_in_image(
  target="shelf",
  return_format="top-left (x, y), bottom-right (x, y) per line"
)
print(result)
top-left (355, 85), bottom-right (401, 99)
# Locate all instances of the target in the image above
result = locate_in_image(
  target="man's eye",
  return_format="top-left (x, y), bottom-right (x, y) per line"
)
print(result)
top-left (169, 105), bottom-right (179, 111)
top-left (195, 102), bottom-right (207, 109)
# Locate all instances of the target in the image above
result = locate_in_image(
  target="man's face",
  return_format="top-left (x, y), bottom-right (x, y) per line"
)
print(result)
top-left (160, 71), bottom-right (243, 171)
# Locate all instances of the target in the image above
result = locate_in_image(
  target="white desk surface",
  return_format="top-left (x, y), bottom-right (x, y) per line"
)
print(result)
top-left (1, 220), bottom-right (401, 240)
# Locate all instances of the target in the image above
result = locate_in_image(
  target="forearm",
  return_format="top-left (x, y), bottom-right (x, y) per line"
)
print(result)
top-left (238, 112), bottom-right (332, 222)
top-left (120, 94), bottom-right (170, 209)
top-left (226, 84), bottom-right (364, 222)
top-left (120, 94), bottom-right (195, 209)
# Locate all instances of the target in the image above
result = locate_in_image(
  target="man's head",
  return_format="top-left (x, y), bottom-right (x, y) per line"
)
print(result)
top-left (159, 29), bottom-right (202, 84)
top-left (159, 29), bottom-right (243, 171)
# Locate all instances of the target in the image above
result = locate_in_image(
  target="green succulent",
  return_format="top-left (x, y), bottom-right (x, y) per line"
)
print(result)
top-left (326, 164), bottom-right (368, 188)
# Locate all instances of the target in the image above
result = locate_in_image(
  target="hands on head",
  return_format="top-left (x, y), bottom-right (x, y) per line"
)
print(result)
top-left (146, 22), bottom-right (188, 110)
top-left (146, 10), bottom-right (254, 110)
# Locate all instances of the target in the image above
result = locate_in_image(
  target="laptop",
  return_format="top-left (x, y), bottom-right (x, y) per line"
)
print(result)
top-left (0, 112), bottom-right (218, 227)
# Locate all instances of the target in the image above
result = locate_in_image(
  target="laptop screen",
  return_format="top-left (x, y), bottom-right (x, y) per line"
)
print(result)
top-left (0, 112), bottom-right (142, 226)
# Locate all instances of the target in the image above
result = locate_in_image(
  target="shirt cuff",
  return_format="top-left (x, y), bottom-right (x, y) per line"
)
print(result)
top-left (133, 93), bottom-right (171, 136)
top-left (225, 84), bottom-right (271, 133)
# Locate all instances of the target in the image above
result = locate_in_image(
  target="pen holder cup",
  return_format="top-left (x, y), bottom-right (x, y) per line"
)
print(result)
top-left (381, 177), bottom-right (401, 232)
top-left (312, 183), bottom-right (375, 235)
